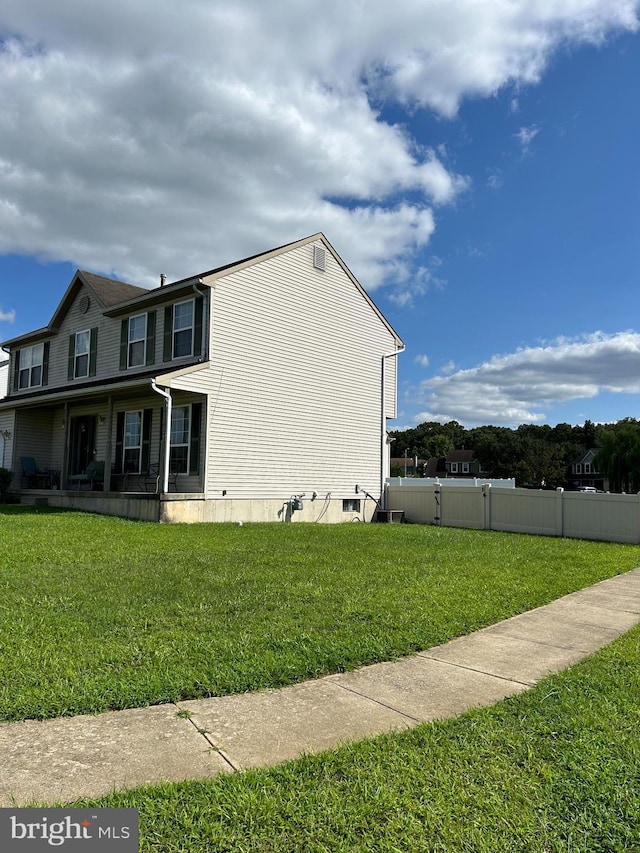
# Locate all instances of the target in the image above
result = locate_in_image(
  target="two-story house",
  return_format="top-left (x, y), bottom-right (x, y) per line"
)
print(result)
top-left (0, 234), bottom-right (403, 522)
top-left (571, 449), bottom-right (608, 492)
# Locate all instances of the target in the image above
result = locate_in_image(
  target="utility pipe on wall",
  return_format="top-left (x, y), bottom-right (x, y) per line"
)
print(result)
top-left (151, 379), bottom-right (172, 494)
top-left (381, 344), bottom-right (405, 508)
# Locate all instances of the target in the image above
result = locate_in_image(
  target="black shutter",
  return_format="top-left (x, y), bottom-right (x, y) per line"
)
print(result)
top-left (119, 320), bottom-right (128, 370)
top-left (12, 350), bottom-right (20, 391)
top-left (89, 327), bottom-right (98, 376)
top-left (42, 342), bottom-right (50, 386)
top-left (163, 305), bottom-right (173, 361)
top-left (193, 296), bottom-right (204, 358)
top-left (189, 402), bottom-right (202, 475)
top-left (146, 311), bottom-right (156, 366)
top-left (114, 412), bottom-right (125, 474)
top-left (68, 335), bottom-right (75, 380)
top-left (141, 409), bottom-right (152, 473)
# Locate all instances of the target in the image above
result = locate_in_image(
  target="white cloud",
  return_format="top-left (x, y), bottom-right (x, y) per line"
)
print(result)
top-left (0, 307), bottom-right (15, 323)
top-left (515, 124), bottom-right (541, 151)
top-left (410, 331), bottom-right (640, 426)
top-left (0, 0), bottom-right (636, 293)
top-left (415, 354), bottom-right (430, 367)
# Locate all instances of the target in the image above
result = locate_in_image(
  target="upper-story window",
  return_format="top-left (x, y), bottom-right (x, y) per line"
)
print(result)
top-left (163, 296), bottom-right (204, 363)
top-left (173, 300), bottom-right (194, 358)
top-left (128, 315), bottom-right (146, 367)
top-left (120, 311), bottom-right (156, 370)
top-left (68, 328), bottom-right (98, 380)
top-left (74, 330), bottom-right (90, 378)
top-left (18, 343), bottom-right (45, 389)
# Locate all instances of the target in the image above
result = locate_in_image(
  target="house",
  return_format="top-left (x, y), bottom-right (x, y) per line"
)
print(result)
top-left (0, 234), bottom-right (403, 522)
top-left (571, 449), bottom-right (608, 492)
top-left (445, 449), bottom-right (484, 477)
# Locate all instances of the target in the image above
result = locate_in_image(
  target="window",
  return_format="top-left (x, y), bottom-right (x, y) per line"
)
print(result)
top-left (74, 330), bottom-right (90, 378)
top-left (115, 409), bottom-right (152, 476)
top-left (123, 411), bottom-right (143, 473)
top-left (170, 405), bottom-right (191, 473)
top-left (68, 328), bottom-right (97, 380)
top-left (128, 315), bottom-right (146, 367)
top-left (450, 462), bottom-right (458, 473)
top-left (584, 463), bottom-right (592, 475)
top-left (163, 297), bottom-right (203, 362)
top-left (173, 300), bottom-right (194, 358)
top-left (575, 464), bottom-right (582, 475)
top-left (18, 343), bottom-right (44, 389)
top-left (462, 462), bottom-right (470, 473)
top-left (120, 311), bottom-right (155, 370)
top-left (342, 499), bottom-right (361, 512)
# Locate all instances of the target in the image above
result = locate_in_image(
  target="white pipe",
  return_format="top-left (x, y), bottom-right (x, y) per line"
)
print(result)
top-left (151, 379), bottom-right (172, 494)
top-left (381, 344), bottom-right (405, 507)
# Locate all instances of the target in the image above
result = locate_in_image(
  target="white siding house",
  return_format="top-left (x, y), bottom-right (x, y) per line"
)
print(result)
top-left (0, 234), bottom-right (403, 522)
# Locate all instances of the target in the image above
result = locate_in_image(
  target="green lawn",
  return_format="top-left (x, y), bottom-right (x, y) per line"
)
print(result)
top-left (1, 506), bottom-right (639, 723)
top-left (79, 624), bottom-right (640, 852)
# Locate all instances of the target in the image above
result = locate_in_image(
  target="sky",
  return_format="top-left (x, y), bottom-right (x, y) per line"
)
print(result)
top-left (0, 0), bottom-right (639, 430)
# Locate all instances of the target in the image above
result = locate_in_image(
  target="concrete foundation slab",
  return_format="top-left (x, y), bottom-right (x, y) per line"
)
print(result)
top-left (177, 680), bottom-right (413, 770)
top-left (0, 704), bottom-right (229, 807)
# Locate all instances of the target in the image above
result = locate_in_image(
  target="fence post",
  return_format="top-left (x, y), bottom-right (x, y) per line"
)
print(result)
top-left (556, 487), bottom-right (564, 538)
top-left (482, 483), bottom-right (492, 530)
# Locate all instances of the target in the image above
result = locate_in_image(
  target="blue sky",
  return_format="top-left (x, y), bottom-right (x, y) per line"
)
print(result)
top-left (1, 1), bottom-right (639, 429)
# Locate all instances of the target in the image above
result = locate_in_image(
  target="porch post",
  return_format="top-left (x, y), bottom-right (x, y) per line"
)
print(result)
top-left (61, 402), bottom-right (70, 490)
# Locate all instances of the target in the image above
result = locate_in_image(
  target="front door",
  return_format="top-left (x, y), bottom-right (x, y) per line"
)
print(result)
top-left (69, 415), bottom-right (96, 475)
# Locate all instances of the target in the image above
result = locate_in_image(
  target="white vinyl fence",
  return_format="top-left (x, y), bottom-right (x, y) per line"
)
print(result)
top-left (384, 481), bottom-right (640, 544)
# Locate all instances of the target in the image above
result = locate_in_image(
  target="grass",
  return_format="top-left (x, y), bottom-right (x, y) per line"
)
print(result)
top-left (1, 505), bottom-right (640, 722)
top-left (76, 625), bottom-right (640, 852)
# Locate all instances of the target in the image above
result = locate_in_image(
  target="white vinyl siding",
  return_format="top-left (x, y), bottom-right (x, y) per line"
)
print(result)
top-left (170, 240), bottom-right (399, 500)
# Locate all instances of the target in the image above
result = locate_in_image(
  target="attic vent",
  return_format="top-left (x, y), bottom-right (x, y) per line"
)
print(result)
top-left (79, 294), bottom-right (90, 314)
top-left (313, 245), bottom-right (326, 271)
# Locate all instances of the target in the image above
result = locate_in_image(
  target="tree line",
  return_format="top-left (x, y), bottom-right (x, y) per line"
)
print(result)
top-left (389, 418), bottom-right (640, 491)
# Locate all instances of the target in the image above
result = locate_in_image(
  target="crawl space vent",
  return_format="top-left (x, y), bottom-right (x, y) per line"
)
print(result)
top-left (313, 245), bottom-right (326, 271)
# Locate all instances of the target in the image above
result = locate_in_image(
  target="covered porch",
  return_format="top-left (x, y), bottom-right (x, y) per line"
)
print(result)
top-left (5, 378), bottom-right (207, 512)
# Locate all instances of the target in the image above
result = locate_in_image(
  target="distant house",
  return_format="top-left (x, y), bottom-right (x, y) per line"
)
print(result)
top-left (445, 449), bottom-right (484, 477)
top-left (571, 449), bottom-right (608, 492)
top-left (0, 233), bottom-right (403, 522)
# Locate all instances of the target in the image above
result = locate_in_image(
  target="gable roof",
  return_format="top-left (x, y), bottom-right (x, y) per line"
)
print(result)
top-left (1, 270), bottom-right (148, 348)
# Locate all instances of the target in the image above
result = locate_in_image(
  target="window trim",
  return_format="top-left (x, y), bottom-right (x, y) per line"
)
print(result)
top-left (169, 404), bottom-right (191, 474)
top-left (450, 462), bottom-right (458, 473)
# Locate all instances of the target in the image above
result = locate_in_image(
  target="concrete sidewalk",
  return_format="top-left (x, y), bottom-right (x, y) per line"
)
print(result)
top-left (2, 569), bottom-right (640, 806)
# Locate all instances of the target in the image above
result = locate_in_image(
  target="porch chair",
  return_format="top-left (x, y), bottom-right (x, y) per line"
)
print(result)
top-left (68, 460), bottom-right (105, 491)
top-left (21, 456), bottom-right (49, 489)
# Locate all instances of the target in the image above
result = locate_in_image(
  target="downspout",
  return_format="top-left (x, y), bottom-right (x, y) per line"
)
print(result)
top-left (381, 344), bottom-right (405, 508)
top-left (151, 379), bottom-right (172, 494)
